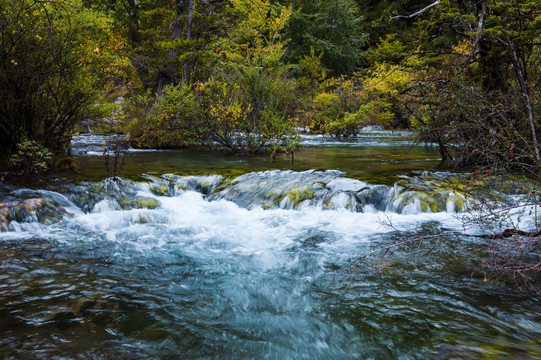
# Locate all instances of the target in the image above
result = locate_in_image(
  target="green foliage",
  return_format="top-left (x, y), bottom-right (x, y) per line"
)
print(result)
top-left (8, 138), bottom-right (53, 175)
top-left (196, 64), bottom-right (299, 153)
top-left (368, 33), bottom-right (410, 64)
top-left (282, 0), bottom-right (368, 75)
top-left (325, 111), bottom-right (364, 139)
top-left (372, 0), bottom-right (541, 173)
top-left (0, 0), bottom-right (133, 169)
top-left (130, 0), bottom-right (198, 88)
top-left (126, 62), bottom-right (300, 154)
top-left (304, 65), bottom-right (411, 137)
top-left (123, 84), bottom-right (199, 148)
top-left (123, 0), bottom-right (300, 154)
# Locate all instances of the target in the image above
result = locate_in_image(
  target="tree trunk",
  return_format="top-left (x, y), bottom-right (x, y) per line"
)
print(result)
top-left (183, 0), bottom-right (194, 82)
top-left (127, 0), bottom-right (140, 45)
top-left (506, 34), bottom-right (541, 163)
top-left (186, 0), bottom-right (194, 40)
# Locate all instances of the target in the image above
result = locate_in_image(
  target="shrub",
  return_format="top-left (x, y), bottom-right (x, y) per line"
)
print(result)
top-left (8, 138), bottom-right (52, 175)
top-left (123, 84), bottom-right (200, 148)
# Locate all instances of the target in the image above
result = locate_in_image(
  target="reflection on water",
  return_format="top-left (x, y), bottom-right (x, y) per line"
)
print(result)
top-left (71, 130), bottom-right (442, 184)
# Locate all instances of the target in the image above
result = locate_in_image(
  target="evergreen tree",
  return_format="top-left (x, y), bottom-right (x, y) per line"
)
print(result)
top-left (282, 0), bottom-right (368, 75)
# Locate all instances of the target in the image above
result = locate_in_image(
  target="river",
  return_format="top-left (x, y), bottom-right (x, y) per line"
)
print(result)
top-left (1, 130), bottom-right (540, 359)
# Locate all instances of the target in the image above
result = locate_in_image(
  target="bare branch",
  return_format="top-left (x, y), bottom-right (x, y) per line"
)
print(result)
top-left (391, 0), bottom-right (441, 20)
top-left (502, 31), bottom-right (541, 162)
top-left (453, 0), bottom-right (488, 79)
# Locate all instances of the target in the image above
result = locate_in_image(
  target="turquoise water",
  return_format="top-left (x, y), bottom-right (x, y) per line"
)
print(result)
top-left (1, 131), bottom-right (540, 359)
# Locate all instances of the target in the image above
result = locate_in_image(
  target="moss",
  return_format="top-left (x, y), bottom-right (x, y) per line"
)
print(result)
top-left (176, 184), bottom-right (188, 192)
top-left (287, 189), bottom-right (300, 203)
top-left (119, 197), bottom-right (159, 210)
top-left (398, 191), bottom-right (448, 213)
top-left (287, 185), bottom-right (315, 206)
top-left (271, 193), bottom-right (285, 207)
top-left (313, 182), bottom-right (326, 190)
top-left (265, 191), bottom-right (278, 199)
top-left (150, 185), bottom-right (171, 196)
top-left (137, 215), bottom-right (148, 224)
top-left (54, 157), bottom-right (78, 172)
top-left (322, 198), bottom-right (332, 210)
top-left (135, 198), bottom-right (159, 209)
top-left (192, 179), bottom-right (215, 195)
top-left (419, 196), bottom-right (442, 212)
top-left (449, 193), bottom-right (465, 212)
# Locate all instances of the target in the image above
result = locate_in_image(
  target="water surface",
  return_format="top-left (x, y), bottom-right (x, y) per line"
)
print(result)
top-left (1, 131), bottom-right (540, 359)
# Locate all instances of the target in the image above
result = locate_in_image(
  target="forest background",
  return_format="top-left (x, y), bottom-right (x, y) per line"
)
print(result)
top-left (1, 0), bottom-right (540, 176)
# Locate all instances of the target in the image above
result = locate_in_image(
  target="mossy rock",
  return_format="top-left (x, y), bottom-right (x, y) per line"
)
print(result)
top-left (54, 157), bottom-right (78, 172)
top-left (395, 191), bottom-right (444, 213)
top-left (313, 182), bottom-right (326, 190)
top-left (68, 189), bottom-right (105, 213)
top-left (322, 198), bottom-right (332, 210)
top-left (197, 181), bottom-right (216, 194)
top-left (394, 190), bottom-right (462, 213)
top-left (176, 184), bottom-right (188, 192)
top-left (268, 192), bottom-right (285, 208)
top-left (118, 197), bottom-right (160, 210)
top-left (183, 177), bottom-right (217, 195)
top-left (0, 205), bottom-right (10, 231)
top-left (136, 198), bottom-right (160, 209)
top-left (418, 192), bottom-right (445, 212)
top-left (286, 185), bottom-right (316, 206)
top-left (17, 198), bottom-right (65, 223)
top-left (136, 215), bottom-right (149, 224)
top-left (448, 193), bottom-right (465, 212)
top-left (356, 185), bottom-right (389, 210)
top-left (150, 185), bottom-right (174, 197)
top-left (0, 198), bottom-right (66, 229)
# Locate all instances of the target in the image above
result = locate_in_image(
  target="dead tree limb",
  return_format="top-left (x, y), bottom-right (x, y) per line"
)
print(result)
top-left (391, 0), bottom-right (441, 20)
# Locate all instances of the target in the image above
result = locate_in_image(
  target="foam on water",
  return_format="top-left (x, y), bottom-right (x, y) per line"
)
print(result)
top-left (2, 171), bottom-right (541, 359)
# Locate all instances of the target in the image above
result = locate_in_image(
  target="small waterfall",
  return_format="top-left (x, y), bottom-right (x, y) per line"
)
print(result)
top-left (0, 170), bottom-right (470, 232)
top-left (2, 169), bottom-right (540, 360)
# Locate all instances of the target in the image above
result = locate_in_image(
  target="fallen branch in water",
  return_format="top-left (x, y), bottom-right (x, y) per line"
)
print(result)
top-left (357, 221), bottom-right (541, 291)
top-left (472, 228), bottom-right (541, 239)
top-left (357, 233), bottom-right (449, 260)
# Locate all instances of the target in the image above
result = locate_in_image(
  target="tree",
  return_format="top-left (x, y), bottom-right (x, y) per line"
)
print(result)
top-left (0, 0), bottom-right (133, 170)
top-left (281, 0), bottom-right (368, 75)
top-left (382, 0), bottom-right (541, 173)
top-left (374, 0), bottom-right (541, 289)
top-left (123, 0), bottom-right (301, 155)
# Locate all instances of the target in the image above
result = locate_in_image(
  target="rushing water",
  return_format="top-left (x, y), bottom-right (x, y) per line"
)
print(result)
top-left (1, 131), bottom-right (541, 359)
